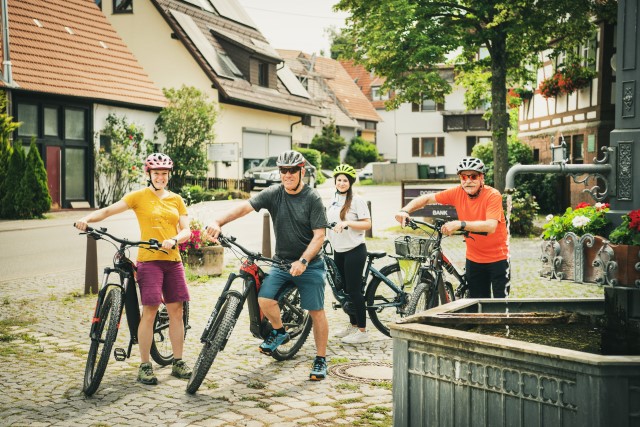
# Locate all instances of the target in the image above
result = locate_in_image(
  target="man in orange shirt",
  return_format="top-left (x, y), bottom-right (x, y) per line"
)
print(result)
top-left (395, 157), bottom-right (510, 298)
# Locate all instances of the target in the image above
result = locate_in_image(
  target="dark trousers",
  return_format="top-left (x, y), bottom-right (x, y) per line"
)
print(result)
top-left (334, 243), bottom-right (368, 328)
top-left (466, 259), bottom-right (510, 298)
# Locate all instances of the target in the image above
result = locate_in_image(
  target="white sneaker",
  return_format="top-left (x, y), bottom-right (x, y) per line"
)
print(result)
top-left (341, 330), bottom-right (370, 344)
top-left (334, 325), bottom-right (358, 338)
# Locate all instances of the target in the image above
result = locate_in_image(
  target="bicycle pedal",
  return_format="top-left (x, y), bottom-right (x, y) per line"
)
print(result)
top-left (113, 348), bottom-right (127, 361)
top-left (332, 302), bottom-right (342, 310)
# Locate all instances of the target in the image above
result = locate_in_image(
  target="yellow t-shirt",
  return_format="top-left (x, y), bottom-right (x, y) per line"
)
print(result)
top-left (122, 187), bottom-right (188, 262)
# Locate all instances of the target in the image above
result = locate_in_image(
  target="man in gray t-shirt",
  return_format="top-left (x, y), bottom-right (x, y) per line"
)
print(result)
top-left (206, 150), bottom-right (330, 381)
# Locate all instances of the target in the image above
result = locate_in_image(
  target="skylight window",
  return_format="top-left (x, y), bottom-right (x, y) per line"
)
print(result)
top-left (99, 41), bottom-right (109, 49)
top-left (33, 19), bottom-right (43, 28)
top-left (218, 53), bottom-right (243, 77)
top-left (64, 26), bottom-right (75, 35)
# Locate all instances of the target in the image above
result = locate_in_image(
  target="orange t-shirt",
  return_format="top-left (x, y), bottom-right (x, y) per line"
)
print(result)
top-left (435, 185), bottom-right (508, 263)
top-left (122, 187), bottom-right (188, 262)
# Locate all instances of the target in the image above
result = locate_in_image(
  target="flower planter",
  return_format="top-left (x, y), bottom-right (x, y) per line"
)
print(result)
top-left (541, 233), bottom-right (606, 282)
top-left (185, 245), bottom-right (224, 276)
top-left (592, 241), bottom-right (640, 287)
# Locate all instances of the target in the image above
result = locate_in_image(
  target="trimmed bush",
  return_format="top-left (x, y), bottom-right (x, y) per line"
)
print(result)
top-left (16, 140), bottom-right (51, 218)
top-left (0, 143), bottom-right (25, 218)
top-left (345, 136), bottom-right (379, 167)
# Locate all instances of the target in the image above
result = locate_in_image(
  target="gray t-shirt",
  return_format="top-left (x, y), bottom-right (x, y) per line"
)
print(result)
top-left (250, 184), bottom-right (327, 262)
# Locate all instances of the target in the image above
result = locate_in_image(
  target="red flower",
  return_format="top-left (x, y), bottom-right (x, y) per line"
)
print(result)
top-left (629, 209), bottom-right (640, 232)
top-left (575, 202), bottom-right (590, 210)
top-left (128, 135), bottom-right (133, 140)
top-left (132, 165), bottom-right (136, 170)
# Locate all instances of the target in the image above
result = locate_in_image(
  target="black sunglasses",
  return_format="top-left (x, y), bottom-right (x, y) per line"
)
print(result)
top-left (279, 167), bottom-right (301, 175)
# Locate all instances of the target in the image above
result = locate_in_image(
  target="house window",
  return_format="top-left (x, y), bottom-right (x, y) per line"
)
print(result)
top-left (412, 98), bottom-right (444, 112)
top-left (571, 134), bottom-right (584, 164)
top-left (533, 148), bottom-right (540, 162)
top-left (17, 103), bottom-right (38, 136)
top-left (113, 0), bottom-right (132, 14)
top-left (371, 86), bottom-right (389, 101)
top-left (412, 137), bottom-right (445, 157)
top-left (258, 63), bottom-right (268, 87)
top-left (44, 107), bottom-right (59, 137)
top-left (65, 109), bottom-right (86, 140)
top-left (219, 53), bottom-right (243, 77)
top-left (364, 121), bottom-right (376, 130)
top-left (466, 136), bottom-right (491, 155)
top-left (65, 147), bottom-right (86, 199)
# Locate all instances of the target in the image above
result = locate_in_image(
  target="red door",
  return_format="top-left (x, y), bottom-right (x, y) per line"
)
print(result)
top-left (46, 146), bottom-right (61, 209)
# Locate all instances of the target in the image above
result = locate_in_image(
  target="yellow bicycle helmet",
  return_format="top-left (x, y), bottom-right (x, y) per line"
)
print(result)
top-left (333, 164), bottom-right (356, 179)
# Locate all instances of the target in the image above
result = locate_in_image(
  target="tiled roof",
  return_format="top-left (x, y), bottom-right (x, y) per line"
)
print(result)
top-left (154, 0), bottom-right (322, 118)
top-left (340, 60), bottom-right (388, 110)
top-left (1, 0), bottom-right (166, 108)
top-left (278, 50), bottom-right (380, 123)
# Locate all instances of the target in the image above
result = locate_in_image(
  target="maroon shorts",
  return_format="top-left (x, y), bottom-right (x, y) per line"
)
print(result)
top-left (136, 261), bottom-right (190, 306)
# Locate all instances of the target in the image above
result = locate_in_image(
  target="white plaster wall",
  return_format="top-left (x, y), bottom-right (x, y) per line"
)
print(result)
top-left (93, 104), bottom-right (160, 149)
top-left (376, 108), bottom-right (397, 161)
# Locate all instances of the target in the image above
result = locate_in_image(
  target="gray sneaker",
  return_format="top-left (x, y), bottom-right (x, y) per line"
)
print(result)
top-left (171, 359), bottom-right (192, 379)
top-left (137, 362), bottom-right (158, 385)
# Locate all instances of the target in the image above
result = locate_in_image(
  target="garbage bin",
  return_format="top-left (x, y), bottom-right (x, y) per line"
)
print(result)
top-left (418, 164), bottom-right (429, 179)
top-left (429, 166), bottom-right (437, 177)
top-left (436, 165), bottom-right (445, 178)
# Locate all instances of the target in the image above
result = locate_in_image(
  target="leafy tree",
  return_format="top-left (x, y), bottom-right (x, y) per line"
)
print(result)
top-left (155, 85), bottom-right (217, 190)
top-left (309, 121), bottom-right (346, 170)
top-left (95, 114), bottom-right (150, 207)
top-left (17, 139), bottom-right (51, 218)
top-left (335, 0), bottom-right (598, 191)
top-left (344, 136), bottom-right (379, 167)
top-left (0, 92), bottom-right (21, 200)
top-left (0, 142), bottom-right (25, 218)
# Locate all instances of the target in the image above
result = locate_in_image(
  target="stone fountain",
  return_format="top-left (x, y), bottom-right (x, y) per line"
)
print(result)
top-left (391, 2), bottom-right (640, 425)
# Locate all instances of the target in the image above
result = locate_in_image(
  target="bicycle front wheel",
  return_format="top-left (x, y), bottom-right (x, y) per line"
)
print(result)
top-left (186, 294), bottom-right (241, 394)
top-left (272, 287), bottom-right (312, 361)
top-left (83, 288), bottom-right (122, 397)
top-left (365, 262), bottom-right (411, 337)
top-left (407, 279), bottom-right (455, 314)
top-left (150, 301), bottom-right (190, 366)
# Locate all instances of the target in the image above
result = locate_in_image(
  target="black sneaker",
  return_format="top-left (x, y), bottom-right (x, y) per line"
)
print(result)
top-left (309, 357), bottom-right (327, 381)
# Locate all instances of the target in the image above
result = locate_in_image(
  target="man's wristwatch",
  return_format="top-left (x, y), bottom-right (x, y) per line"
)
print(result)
top-left (460, 221), bottom-right (466, 231)
top-left (299, 258), bottom-right (308, 266)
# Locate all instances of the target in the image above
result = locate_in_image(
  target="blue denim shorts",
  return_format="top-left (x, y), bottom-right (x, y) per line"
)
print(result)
top-left (259, 258), bottom-right (326, 311)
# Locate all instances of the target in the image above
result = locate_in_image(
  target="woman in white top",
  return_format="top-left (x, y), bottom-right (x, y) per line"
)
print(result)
top-left (326, 164), bottom-right (372, 344)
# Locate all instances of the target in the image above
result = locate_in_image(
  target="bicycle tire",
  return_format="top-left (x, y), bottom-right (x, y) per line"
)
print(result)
top-left (272, 287), bottom-right (312, 361)
top-left (150, 301), bottom-right (190, 366)
top-left (365, 262), bottom-right (411, 337)
top-left (407, 279), bottom-right (455, 314)
top-left (83, 288), bottom-right (122, 397)
top-left (186, 294), bottom-right (241, 394)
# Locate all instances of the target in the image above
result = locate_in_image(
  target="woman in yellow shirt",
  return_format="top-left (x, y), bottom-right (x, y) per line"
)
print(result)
top-left (75, 153), bottom-right (192, 385)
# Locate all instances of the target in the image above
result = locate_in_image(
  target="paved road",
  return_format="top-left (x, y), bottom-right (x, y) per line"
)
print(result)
top-left (0, 181), bottom-right (604, 426)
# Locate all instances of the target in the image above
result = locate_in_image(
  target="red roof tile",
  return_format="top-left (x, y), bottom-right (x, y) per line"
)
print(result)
top-left (340, 60), bottom-right (388, 110)
top-left (1, 0), bottom-right (166, 108)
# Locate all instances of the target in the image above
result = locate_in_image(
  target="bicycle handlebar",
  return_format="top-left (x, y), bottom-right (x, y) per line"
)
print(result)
top-left (74, 224), bottom-right (164, 251)
top-left (216, 233), bottom-right (291, 270)
top-left (405, 218), bottom-right (488, 237)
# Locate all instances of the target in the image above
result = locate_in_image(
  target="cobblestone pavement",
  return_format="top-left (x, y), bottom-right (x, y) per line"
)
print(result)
top-left (0, 211), bottom-right (604, 426)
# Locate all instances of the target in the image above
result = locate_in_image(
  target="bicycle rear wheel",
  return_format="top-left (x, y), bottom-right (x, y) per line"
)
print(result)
top-left (83, 288), bottom-right (122, 397)
top-left (186, 294), bottom-right (241, 394)
top-left (150, 301), bottom-right (190, 366)
top-left (365, 262), bottom-right (411, 337)
top-left (272, 287), bottom-right (312, 361)
top-left (407, 279), bottom-right (455, 314)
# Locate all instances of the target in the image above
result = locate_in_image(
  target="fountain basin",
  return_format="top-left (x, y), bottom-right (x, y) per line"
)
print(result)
top-left (391, 298), bottom-right (640, 427)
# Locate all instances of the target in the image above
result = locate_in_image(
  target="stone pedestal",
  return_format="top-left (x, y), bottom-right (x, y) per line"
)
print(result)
top-left (186, 245), bottom-right (224, 276)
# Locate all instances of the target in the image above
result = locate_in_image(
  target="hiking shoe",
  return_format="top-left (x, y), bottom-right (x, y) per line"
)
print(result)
top-left (309, 357), bottom-right (327, 381)
top-left (334, 325), bottom-right (358, 338)
top-left (137, 362), bottom-right (157, 385)
top-left (259, 330), bottom-right (290, 355)
top-left (342, 330), bottom-right (370, 344)
top-left (171, 359), bottom-right (192, 379)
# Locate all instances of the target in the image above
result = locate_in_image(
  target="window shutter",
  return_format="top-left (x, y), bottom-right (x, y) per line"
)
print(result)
top-left (437, 137), bottom-right (445, 156)
top-left (412, 103), bottom-right (419, 112)
top-left (412, 138), bottom-right (420, 157)
top-left (437, 102), bottom-right (445, 111)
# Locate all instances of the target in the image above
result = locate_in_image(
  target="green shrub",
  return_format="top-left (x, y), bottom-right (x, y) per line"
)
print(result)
top-left (542, 202), bottom-right (611, 240)
top-left (0, 143), bottom-right (25, 218)
top-left (179, 185), bottom-right (249, 205)
top-left (344, 136), bottom-right (379, 167)
top-left (17, 140), bottom-right (51, 218)
top-left (503, 190), bottom-right (539, 236)
top-left (310, 121), bottom-right (346, 170)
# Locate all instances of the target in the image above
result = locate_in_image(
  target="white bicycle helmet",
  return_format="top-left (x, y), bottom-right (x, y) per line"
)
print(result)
top-left (276, 150), bottom-right (306, 167)
top-left (456, 157), bottom-right (485, 174)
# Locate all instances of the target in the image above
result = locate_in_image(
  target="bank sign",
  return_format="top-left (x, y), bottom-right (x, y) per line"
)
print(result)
top-left (402, 188), bottom-right (458, 219)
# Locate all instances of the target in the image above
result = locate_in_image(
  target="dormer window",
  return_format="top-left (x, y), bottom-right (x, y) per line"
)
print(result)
top-left (371, 86), bottom-right (389, 101)
top-left (113, 0), bottom-right (132, 14)
top-left (258, 62), bottom-right (268, 87)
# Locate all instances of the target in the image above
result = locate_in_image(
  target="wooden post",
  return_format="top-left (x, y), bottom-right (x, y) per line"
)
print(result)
top-left (366, 200), bottom-right (373, 238)
top-left (84, 235), bottom-right (98, 294)
top-left (262, 212), bottom-right (272, 257)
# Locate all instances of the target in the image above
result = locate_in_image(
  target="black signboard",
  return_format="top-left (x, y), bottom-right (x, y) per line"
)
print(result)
top-left (401, 187), bottom-right (458, 219)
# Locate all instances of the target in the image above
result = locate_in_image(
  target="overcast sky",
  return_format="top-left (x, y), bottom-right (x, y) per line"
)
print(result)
top-left (237, 0), bottom-right (349, 56)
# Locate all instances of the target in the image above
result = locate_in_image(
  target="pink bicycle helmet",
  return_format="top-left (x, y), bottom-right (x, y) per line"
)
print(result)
top-left (144, 153), bottom-right (173, 172)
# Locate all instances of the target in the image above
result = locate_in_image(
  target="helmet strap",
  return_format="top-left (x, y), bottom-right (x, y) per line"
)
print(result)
top-left (467, 184), bottom-right (483, 199)
top-left (294, 169), bottom-right (302, 191)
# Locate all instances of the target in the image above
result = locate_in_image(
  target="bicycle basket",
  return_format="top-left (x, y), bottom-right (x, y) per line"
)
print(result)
top-left (394, 236), bottom-right (434, 258)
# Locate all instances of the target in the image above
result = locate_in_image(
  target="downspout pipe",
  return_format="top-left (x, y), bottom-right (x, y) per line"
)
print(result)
top-left (504, 163), bottom-right (612, 193)
top-left (1, 0), bottom-right (13, 85)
